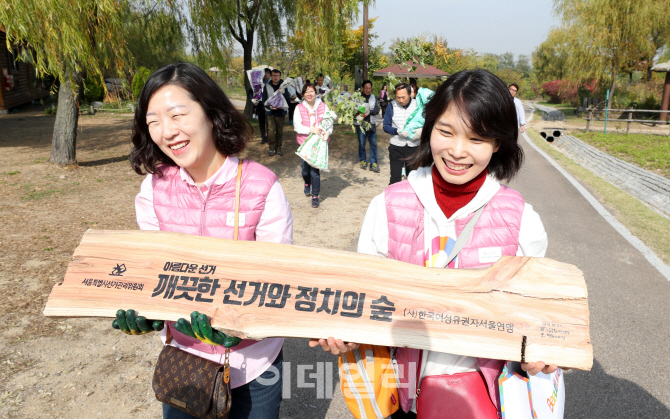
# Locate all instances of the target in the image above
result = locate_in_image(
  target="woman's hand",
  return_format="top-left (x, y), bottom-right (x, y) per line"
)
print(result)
top-left (521, 361), bottom-right (570, 376)
top-left (309, 127), bottom-right (323, 135)
top-left (321, 133), bottom-right (330, 142)
top-left (175, 311), bottom-right (242, 348)
top-left (112, 309), bottom-right (164, 335)
top-left (308, 337), bottom-right (359, 355)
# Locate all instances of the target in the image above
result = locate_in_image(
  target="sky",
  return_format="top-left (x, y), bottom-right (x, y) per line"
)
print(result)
top-left (357, 0), bottom-right (561, 59)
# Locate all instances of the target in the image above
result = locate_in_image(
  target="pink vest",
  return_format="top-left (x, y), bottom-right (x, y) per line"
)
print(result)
top-left (296, 101), bottom-right (326, 145)
top-left (384, 179), bottom-right (525, 415)
top-left (152, 161), bottom-right (277, 355)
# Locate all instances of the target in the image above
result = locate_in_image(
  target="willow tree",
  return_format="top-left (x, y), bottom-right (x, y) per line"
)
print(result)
top-left (532, 28), bottom-right (570, 84)
top-left (0, 0), bottom-right (129, 165)
top-left (553, 0), bottom-right (667, 108)
top-left (184, 0), bottom-right (363, 118)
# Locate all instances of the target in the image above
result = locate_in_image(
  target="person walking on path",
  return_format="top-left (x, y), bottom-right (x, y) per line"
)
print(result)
top-left (509, 83), bottom-right (525, 133)
top-left (125, 62), bottom-right (293, 419)
top-left (383, 82), bottom-right (418, 185)
top-left (355, 79), bottom-right (381, 172)
top-left (410, 82), bottom-right (418, 99)
top-left (379, 83), bottom-right (390, 118)
top-left (287, 75), bottom-right (301, 126)
top-left (263, 69), bottom-right (292, 156)
top-left (293, 83), bottom-right (334, 209)
top-left (257, 68), bottom-right (271, 144)
top-left (311, 70), bottom-right (560, 419)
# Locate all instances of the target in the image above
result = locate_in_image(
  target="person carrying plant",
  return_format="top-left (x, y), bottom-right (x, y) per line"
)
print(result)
top-left (255, 68), bottom-right (271, 144)
top-left (379, 83), bottom-right (390, 118)
top-left (263, 69), bottom-right (292, 156)
top-left (293, 83), bottom-right (334, 209)
top-left (355, 79), bottom-right (381, 173)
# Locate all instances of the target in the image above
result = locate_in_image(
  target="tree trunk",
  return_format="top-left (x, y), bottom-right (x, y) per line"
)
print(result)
top-left (50, 68), bottom-right (80, 165)
top-left (242, 32), bottom-right (255, 120)
top-left (607, 65), bottom-right (616, 110)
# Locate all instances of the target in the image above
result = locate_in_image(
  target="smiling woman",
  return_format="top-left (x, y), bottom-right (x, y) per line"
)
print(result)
top-left (125, 63), bottom-right (293, 419)
top-left (318, 70), bottom-right (562, 419)
top-left (130, 63), bottom-right (251, 181)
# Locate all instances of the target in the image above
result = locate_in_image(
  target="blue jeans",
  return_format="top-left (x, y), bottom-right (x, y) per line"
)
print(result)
top-left (302, 160), bottom-right (320, 196)
top-left (356, 126), bottom-right (377, 165)
top-left (163, 350), bottom-right (283, 419)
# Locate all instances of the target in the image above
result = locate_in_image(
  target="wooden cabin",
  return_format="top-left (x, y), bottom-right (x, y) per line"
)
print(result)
top-left (0, 27), bottom-right (50, 113)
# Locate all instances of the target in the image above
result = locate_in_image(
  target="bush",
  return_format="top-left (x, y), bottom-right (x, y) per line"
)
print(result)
top-left (83, 75), bottom-right (105, 103)
top-left (541, 80), bottom-right (577, 105)
top-left (132, 67), bottom-right (151, 99)
top-left (541, 79), bottom-right (598, 107)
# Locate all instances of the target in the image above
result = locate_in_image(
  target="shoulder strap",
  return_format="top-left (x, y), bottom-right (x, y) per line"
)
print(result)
top-left (234, 159), bottom-right (243, 240)
top-left (435, 200), bottom-right (489, 268)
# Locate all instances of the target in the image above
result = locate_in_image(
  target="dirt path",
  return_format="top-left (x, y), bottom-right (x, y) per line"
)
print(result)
top-left (0, 108), bottom-right (391, 418)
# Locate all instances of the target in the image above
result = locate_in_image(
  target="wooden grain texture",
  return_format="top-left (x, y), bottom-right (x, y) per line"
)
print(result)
top-left (44, 230), bottom-right (593, 370)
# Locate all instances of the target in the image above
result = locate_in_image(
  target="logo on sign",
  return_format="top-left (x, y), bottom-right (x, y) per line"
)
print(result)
top-left (109, 263), bottom-right (127, 276)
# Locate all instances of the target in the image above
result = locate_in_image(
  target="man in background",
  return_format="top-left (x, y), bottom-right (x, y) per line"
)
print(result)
top-left (383, 82), bottom-right (418, 184)
top-left (509, 83), bottom-right (526, 133)
top-left (263, 69), bottom-right (291, 156)
top-left (257, 68), bottom-right (272, 144)
top-left (355, 80), bottom-right (381, 173)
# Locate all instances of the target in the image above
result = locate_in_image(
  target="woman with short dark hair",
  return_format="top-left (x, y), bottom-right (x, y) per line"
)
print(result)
top-left (124, 62), bottom-right (292, 419)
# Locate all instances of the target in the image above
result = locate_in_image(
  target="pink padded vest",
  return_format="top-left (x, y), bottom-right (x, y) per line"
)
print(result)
top-left (152, 160), bottom-right (277, 355)
top-left (384, 179), bottom-right (525, 415)
top-left (296, 101), bottom-right (326, 145)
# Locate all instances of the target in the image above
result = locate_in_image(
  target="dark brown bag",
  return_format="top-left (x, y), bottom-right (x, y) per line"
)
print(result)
top-left (152, 327), bottom-right (232, 419)
top-left (152, 159), bottom-right (245, 418)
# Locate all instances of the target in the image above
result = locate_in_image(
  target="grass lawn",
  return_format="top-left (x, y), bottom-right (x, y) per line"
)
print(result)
top-left (575, 132), bottom-right (670, 178)
top-left (222, 85), bottom-right (247, 101)
top-left (527, 128), bottom-right (670, 265)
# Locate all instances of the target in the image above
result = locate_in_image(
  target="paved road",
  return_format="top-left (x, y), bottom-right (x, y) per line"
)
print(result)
top-left (278, 107), bottom-right (670, 418)
top-left (510, 132), bottom-right (670, 417)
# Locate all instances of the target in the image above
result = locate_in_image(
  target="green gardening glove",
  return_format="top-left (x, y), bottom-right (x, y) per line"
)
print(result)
top-left (174, 311), bottom-right (241, 348)
top-left (112, 309), bottom-right (164, 335)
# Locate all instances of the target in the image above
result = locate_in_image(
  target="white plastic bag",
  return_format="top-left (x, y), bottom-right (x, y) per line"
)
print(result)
top-left (246, 69), bottom-right (264, 102)
top-left (529, 368), bottom-right (565, 419)
top-left (498, 362), bottom-right (565, 419)
top-left (295, 110), bottom-right (336, 171)
top-left (499, 362), bottom-right (533, 418)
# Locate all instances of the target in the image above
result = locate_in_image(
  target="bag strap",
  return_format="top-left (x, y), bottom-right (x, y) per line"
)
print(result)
top-left (165, 323), bottom-right (173, 344)
top-left (234, 159), bottom-right (243, 240)
top-left (435, 201), bottom-right (489, 269)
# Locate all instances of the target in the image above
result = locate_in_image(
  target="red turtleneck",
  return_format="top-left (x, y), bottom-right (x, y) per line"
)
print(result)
top-left (432, 165), bottom-right (487, 218)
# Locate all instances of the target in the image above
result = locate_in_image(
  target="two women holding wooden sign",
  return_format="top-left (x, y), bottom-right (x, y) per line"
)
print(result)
top-left (117, 62), bottom-right (564, 419)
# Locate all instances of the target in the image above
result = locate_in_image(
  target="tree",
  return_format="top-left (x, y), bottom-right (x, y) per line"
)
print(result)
top-left (339, 17), bottom-right (388, 80)
top-left (552, 0), bottom-right (667, 108)
top-left (532, 28), bottom-right (570, 84)
top-left (641, 1), bottom-right (670, 82)
top-left (1, 0), bottom-right (129, 165)
top-left (122, 2), bottom-right (186, 71)
top-left (497, 52), bottom-right (515, 70)
top-left (515, 55), bottom-right (532, 78)
top-left (184, 0), bottom-right (363, 118)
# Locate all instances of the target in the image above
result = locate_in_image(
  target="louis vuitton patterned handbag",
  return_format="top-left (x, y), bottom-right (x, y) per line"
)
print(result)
top-left (152, 158), bottom-right (244, 419)
top-left (152, 326), bottom-right (232, 419)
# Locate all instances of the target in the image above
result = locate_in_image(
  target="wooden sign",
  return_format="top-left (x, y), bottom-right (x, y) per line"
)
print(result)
top-left (43, 230), bottom-right (593, 371)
